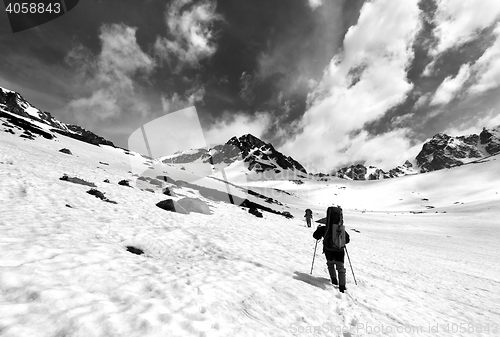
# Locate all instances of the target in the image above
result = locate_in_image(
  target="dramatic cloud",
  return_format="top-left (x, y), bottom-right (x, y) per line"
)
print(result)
top-left (161, 85), bottom-right (206, 114)
top-left (253, 0), bottom-right (347, 106)
top-left (154, 0), bottom-right (223, 71)
top-left (307, 0), bottom-right (323, 10)
top-left (413, 93), bottom-right (431, 111)
top-left (204, 112), bottom-right (271, 145)
top-left (430, 63), bottom-right (471, 105)
top-left (280, 0), bottom-right (421, 171)
top-left (98, 24), bottom-right (155, 78)
top-left (341, 129), bottom-right (422, 170)
top-left (423, 0), bottom-right (500, 76)
top-left (65, 23), bottom-right (155, 122)
top-left (390, 113), bottom-right (415, 128)
top-left (431, 0), bottom-right (500, 55)
top-left (468, 24), bottom-right (500, 95)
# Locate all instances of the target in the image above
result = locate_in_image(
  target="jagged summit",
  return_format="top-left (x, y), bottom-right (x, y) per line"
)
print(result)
top-left (227, 133), bottom-right (266, 151)
top-left (162, 133), bottom-right (306, 175)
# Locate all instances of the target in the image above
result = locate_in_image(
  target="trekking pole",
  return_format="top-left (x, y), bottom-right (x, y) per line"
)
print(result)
top-left (310, 240), bottom-right (319, 274)
top-left (345, 246), bottom-right (358, 285)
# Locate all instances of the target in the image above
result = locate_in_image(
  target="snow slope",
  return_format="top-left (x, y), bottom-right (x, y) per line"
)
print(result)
top-left (242, 156), bottom-right (500, 215)
top-left (1, 121), bottom-right (500, 337)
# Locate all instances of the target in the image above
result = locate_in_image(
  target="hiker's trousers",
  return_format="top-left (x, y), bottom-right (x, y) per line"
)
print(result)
top-left (324, 249), bottom-right (346, 285)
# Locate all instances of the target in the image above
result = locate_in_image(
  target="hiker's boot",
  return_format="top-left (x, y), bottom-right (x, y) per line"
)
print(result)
top-left (339, 285), bottom-right (346, 293)
top-left (327, 260), bottom-right (337, 285)
top-left (335, 261), bottom-right (346, 288)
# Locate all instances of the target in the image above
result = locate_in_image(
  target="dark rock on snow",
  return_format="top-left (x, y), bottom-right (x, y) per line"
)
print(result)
top-left (86, 188), bottom-right (118, 204)
top-left (156, 199), bottom-right (189, 214)
top-left (118, 180), bottom-right (131, 187)
top-left (60, 174), bottom-right (96, 187)
top-left (249, 207), bottom-right (263, 218)
top-left (126, 246), bottom-right (144, 255)
top-left (59, 148), bottom-right (72, 155)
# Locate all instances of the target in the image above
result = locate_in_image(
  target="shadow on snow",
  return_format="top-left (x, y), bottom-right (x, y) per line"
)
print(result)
top-left (293, 271), bottom-right (331, 290)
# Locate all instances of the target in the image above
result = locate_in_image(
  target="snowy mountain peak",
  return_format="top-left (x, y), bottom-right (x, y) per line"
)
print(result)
top-left (162, 133), bottom-right (307, 175)
top-left (227, 133), bottom-right (267, 152)
top-left (225, 134), bottom-right (306, 174)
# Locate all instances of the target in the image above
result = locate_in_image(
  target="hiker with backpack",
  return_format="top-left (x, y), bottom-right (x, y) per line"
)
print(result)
top-left (313, 205), bottom-right (350, 293)
top-left (304, 209), bottom-right (313, 227)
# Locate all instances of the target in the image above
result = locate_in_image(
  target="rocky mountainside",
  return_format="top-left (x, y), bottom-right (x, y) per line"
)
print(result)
top-left (0, 86), bottom-right (114, 147)
top-left (416, 128), bottom-right (500, 172)
top-left (336, 161), bottom-right (415, 180)
top-left (0, 87), bottom-right (67, 129)
top-left (163, 134), bottom-right (307, 174)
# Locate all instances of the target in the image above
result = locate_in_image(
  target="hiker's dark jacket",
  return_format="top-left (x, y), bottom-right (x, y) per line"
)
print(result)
top-left (313, 225), bottom-right (350, 252)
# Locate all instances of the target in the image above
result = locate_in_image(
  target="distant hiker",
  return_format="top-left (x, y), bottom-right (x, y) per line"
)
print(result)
top-left (304, 209), bottom-right (313, 227)
top-left (313, 205), bottom-right (350, 293)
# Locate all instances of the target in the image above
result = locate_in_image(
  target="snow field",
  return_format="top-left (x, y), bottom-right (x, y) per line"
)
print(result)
top-left (1, 124), bottom-right (500, 336)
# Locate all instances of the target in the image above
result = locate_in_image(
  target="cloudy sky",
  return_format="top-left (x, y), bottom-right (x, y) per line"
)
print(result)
top-left (1, 0), bottom-right (500, 172)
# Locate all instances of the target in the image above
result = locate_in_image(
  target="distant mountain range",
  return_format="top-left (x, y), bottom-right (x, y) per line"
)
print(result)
top-left (164, 126), bottom-right (500, 181)
top-left (316, 126), bottom-right (500, 180)
top-left (1, 85), bottom-right (499, 181)
top-left (334, 160), bottom-right (416, 180)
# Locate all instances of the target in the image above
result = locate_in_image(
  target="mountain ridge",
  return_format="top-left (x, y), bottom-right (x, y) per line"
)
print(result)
top-left (0, 86), bottom-right (115, 147)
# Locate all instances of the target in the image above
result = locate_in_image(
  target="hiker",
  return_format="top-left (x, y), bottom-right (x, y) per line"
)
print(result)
top-left (313, 206), bottom-right (350, 293)
top-left (304, 209), bottom-right (313, 227)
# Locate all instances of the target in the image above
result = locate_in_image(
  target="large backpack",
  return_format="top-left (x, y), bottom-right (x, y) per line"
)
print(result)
top-left (324, 206), bottom-right (346, 251)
